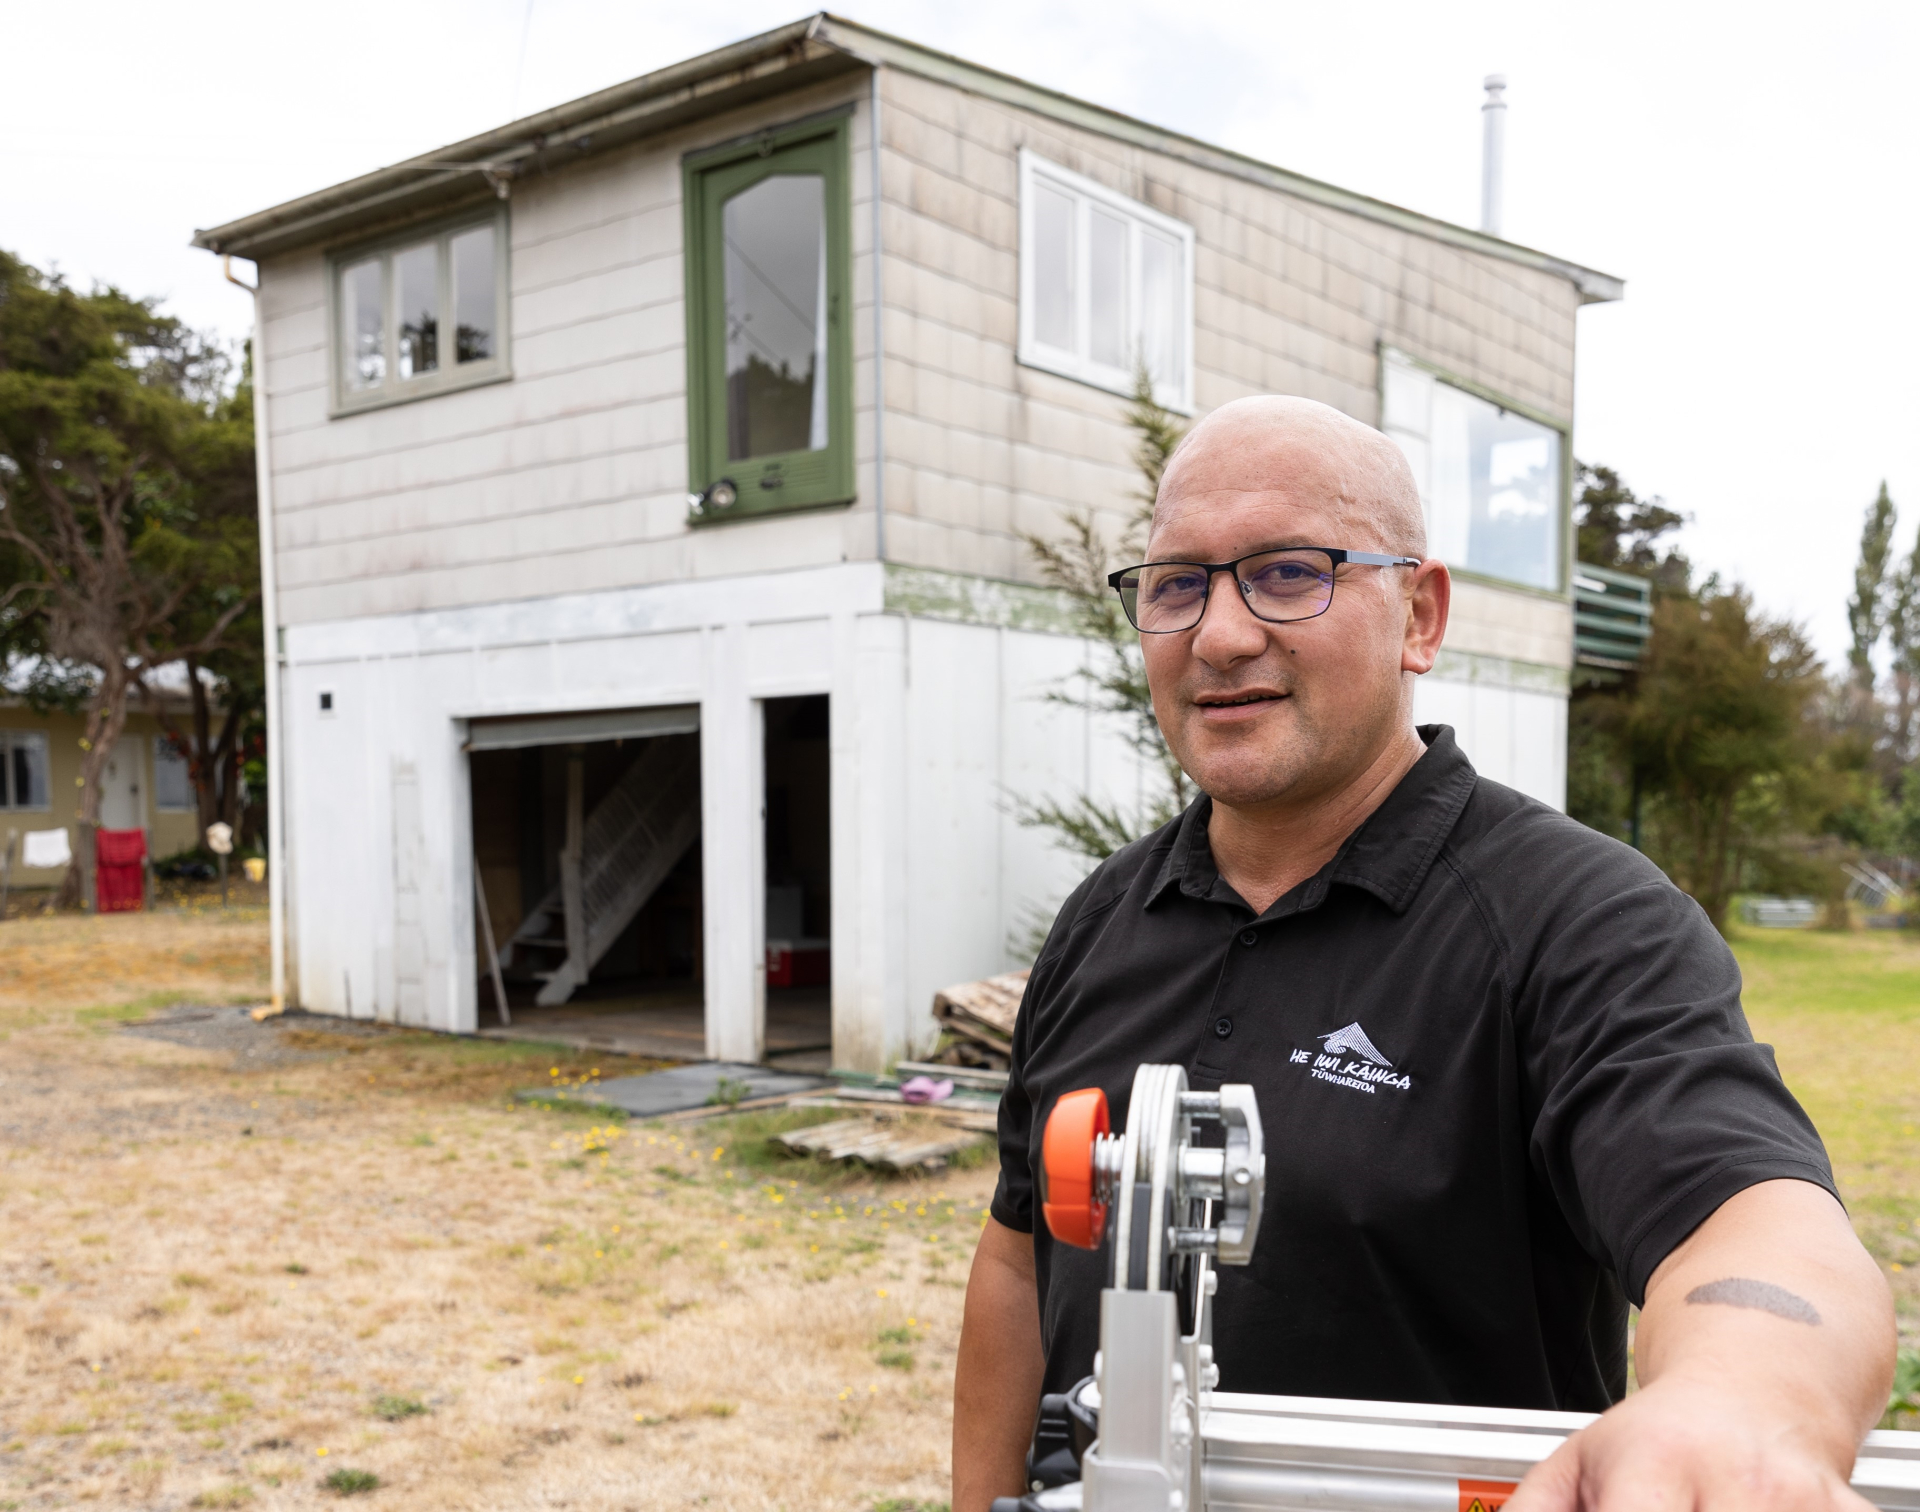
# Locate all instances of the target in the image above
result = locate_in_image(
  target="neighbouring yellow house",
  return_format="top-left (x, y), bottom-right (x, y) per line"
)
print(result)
top-left (0, 698), bottom-right (208, 890)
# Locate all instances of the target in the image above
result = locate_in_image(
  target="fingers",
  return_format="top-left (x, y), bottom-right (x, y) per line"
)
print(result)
top-left (1504, 1437), bottom-right (1585, 1512)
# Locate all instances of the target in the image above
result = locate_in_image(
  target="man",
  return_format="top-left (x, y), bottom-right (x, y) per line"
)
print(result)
top-left (953, 397), bottom-right (1894, 1511)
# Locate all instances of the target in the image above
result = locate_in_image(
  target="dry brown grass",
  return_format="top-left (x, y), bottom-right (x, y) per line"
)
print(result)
top-left (0, 910), bottom-right (986, 1509)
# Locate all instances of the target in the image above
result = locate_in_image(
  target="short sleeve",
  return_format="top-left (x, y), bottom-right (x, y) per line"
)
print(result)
top-left (1510, 854), bottom-right (1836, 1306)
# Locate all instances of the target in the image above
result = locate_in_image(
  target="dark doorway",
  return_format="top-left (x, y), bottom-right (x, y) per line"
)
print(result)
top-left (468, 733), bottom-right (707, 1058)
top-left (763, 695), bottom-right (831, 1070)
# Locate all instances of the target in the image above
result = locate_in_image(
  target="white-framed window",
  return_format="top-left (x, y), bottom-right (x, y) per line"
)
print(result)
top-left (330, 207), bottom-right (510, 414)
top-left (0, 730), bottom-right (50, 811)
top-left (1017, 150), bottom-right (1195, 412)
top-left (154, 737), bottom-right (193, 812)
top-left (1380, 348), bottom-right (1565, 593)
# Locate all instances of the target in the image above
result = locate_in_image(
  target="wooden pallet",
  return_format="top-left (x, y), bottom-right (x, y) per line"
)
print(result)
top-left (774, 1111), bottom-right (989, 1171)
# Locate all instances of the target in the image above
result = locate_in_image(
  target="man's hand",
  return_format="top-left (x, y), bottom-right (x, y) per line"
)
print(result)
top-left (1509, 1180), bottom-right (1893, 1511)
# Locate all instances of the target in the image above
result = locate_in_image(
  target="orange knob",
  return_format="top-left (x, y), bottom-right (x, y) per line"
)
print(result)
top-left (1040, 1087), bottom-right (1110, 1249)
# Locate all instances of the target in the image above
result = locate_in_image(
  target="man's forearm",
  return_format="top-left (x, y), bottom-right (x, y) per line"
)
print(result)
top-left (1635, 1178), bottom-right (1894, 1456)
top-left (954, 1218), bottom-right (1046, 1512)
top-left (1511, 1178), bottom-right (1894, 1511)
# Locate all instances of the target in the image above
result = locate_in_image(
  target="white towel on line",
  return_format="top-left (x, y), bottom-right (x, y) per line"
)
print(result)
top-left (22, 828), bottom-right (72, 870)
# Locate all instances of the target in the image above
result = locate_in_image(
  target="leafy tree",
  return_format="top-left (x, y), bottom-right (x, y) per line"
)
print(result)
top-left (1847, 481), bottom-right (1897, 697)
top-left (1574, 463), bottom-right (1691, 594)
top-left (0, 250), bottom-right (256, 904)
top-left (1566, 463), bottom-right (1691, 841)
top-left (1624, 584), bottom-right (1828, 930)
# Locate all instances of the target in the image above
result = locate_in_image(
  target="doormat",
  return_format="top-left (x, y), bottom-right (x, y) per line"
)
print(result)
top-left (516, 1061), bottom-right (834, 1117)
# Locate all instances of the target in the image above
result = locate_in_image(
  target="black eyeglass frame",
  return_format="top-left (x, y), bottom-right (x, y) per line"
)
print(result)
top-left (1105, 547), bottom-right (1424, 634)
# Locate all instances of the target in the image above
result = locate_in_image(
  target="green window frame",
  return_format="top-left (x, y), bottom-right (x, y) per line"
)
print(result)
top-left (682, 112), bottom-right (855, 522)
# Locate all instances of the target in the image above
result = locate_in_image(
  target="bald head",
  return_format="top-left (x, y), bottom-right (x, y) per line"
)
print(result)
top-left (1152, 395), bottom-right (1425, 558)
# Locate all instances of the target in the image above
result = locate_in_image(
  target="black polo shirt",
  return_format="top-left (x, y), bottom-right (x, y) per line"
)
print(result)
top-left (992, 726), bottom-right (1834, 1412)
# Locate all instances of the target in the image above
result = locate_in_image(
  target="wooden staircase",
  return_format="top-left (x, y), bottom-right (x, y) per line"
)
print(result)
top-left (503, 736), bottom-right (700, 1006)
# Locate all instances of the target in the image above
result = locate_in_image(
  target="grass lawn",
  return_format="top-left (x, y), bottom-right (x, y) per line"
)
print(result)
top-left (1728, 918), bottom-right (1920, 1418)
top-left (0, 910), bottom-right (986, 1510)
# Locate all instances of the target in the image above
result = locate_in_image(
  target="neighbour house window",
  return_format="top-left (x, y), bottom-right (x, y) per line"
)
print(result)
top-left (331, 211), bottom-right (508, 412)
top-left (0, 731), bottom-right (50, 811)
top-left (1017, 150), bottom-right (1195, 412)
top-left (683, 113), bottom-right (854, 520)
top-left (154, 738), bottom-right (193, 812)
top-left (1380, 349), bottom-right (1565, 593)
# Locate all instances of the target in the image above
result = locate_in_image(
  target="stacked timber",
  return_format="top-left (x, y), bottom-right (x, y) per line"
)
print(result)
top-left (929, 969), bottom-right (1027, 1070)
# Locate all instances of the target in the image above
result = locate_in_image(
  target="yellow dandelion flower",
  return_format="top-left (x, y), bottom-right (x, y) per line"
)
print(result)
top-left (573, 1374), bottom-right (584, 1385)
top-left (719, 1240), bottom-right (729, 1250)
top-left (810, 1244), bottom-right (819, 1253)
top-left (595, 1250), bottom-right (604, 1258)
top-left (876, 1289), bottom-right (888, 1298)
top-left (908, 1317), bottom-right (917, 1326)
top-left (550, 1068), bottom-right (559, 1077)
top-left (316, 1447), bottom-right (328, 1457)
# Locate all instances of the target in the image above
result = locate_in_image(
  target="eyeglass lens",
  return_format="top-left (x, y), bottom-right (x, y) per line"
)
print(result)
top-left (1119, 549), bottom-right (1336, 632)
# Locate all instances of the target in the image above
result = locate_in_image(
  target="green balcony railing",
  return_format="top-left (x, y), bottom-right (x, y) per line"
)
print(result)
top-left (1573, 562), bottom-right (1653, 672)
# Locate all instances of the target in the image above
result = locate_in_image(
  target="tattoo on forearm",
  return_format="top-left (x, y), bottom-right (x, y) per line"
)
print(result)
top-left (1684, 1277), bottom-right (1821, 1325)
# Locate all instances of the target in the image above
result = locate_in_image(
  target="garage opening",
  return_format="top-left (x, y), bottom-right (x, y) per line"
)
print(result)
top-left (763, 694), bottom-right (832, 1071)
top-left (467, 705), bottom-right (707, 1059)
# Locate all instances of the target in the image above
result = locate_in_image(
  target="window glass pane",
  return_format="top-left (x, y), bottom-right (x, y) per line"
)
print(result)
top-left (1138, 230), bottom-right (1181, 392)
top-left (340, 257), bottom-right (385, 391)
top-left (0, 735), bottom-right (9, 808)
top-left (1032, 180), bottom-right (1075, 351)
top-left (1477, 412), bottom-right (1560, 589)
top-left (395, 242), bottom-right (438, 379)
top-left (722, 172), bottom-right (826, 461)
top-left (1088, 208), bottom-right (1128, 369)
top-left (154, 738), bottom-right (192, 811)
top-left (451, 226), bottom-right (495, 364)
top-left (1381, 359), bottom-right (1432, 435)
top-left (1414, 380), bottom-right (1560, 589)
top-left (8, 732), bottom-right (48, 809)
top-left (1427, 385), bottom-right (1475, 567)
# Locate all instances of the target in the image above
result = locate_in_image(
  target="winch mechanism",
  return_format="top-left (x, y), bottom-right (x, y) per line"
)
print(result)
top-left (993, 1064), bottom-right (1920, 1512)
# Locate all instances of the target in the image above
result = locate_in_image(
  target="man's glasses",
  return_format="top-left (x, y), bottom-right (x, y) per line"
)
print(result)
top-left (1106, 547), bottom-right (1422, 634)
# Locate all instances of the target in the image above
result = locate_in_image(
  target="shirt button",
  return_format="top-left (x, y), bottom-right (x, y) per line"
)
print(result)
top-left (1214, 1017), bottom-right (1233, 1039)
top-left (1238, 929), bottom-right (1257, 947)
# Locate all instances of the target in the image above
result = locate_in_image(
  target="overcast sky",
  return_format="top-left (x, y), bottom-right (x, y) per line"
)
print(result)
top-left (9, 0), bottom-right (1916, 668)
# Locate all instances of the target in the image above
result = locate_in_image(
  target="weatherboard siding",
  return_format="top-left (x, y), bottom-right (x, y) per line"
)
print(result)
top-left (254, 61), bottom-right (1580, 639)
top-left (259, 74), bottom-right (879, 628)
top-left (869, 66), bottom-right (1580, 593)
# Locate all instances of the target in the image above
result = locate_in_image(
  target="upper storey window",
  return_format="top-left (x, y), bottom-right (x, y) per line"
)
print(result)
top-left (683, 113), bottom-right (853, 521)
top-left (1381, 349), bottom-right (1565, 593)
top-left (330, 209), bottom-right (509, 414)
top-left (1017, 150), bottom-right (1195, 412)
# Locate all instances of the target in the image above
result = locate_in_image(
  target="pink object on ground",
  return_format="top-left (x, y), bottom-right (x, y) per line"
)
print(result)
top-left (899, 1076), bottom-right (954, 1105)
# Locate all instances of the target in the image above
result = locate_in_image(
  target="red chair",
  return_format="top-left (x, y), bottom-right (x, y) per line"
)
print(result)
top-left (96, 828), bottom-right (147, 913)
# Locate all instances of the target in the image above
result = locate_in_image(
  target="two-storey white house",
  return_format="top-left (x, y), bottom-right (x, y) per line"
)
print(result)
top-left (194, 15), bottom-right (1621, 1072)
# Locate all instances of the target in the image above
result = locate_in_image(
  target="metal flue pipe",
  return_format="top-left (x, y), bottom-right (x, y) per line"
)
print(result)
top-left (1480, 74), bottom-right (1507, 238)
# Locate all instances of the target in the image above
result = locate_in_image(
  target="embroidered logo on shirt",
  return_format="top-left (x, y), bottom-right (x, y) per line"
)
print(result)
top-left (1317, 1022), bottom-right (1392, 1066)
top-left (1287, 1021), bottom-right (1412, 1094)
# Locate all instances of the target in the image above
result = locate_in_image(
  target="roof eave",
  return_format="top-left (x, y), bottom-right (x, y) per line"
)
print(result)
top-left (194, 10), bottom-right (1623, 304)
top-left (192, 15), bottom-right (858, 261)
top-left (810, 14), bottom-right (1623, 303)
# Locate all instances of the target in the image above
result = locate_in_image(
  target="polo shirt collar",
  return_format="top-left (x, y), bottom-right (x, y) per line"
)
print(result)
top-left (1145, 725), bottom-right (1479, 918)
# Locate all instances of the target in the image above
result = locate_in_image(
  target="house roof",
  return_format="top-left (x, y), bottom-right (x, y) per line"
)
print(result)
top-left (191, 13), bottom-right (1623, 304)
